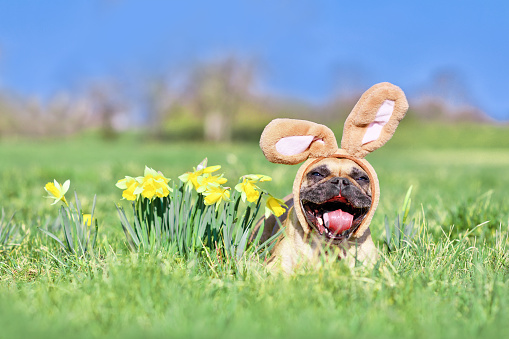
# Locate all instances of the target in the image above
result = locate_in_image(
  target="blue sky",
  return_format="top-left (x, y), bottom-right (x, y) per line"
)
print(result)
top-left (0, 0), bottom-right (508, 120)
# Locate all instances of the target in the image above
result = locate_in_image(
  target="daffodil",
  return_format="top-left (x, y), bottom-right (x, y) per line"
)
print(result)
top-left (143, 166), bottom-right (170, 184)
top-left (235, 178), bottom-right (260, 203)
top-left (83, 214), bottom-right (92, 227)
top-left (116, 176), bottom-right (136, 190)
top-left (265, 196), bottom-right (287, 218)
top-left (139, 166), bottom-right (172, 199)
top-left (203, 185), bottom-right (231, 206)
top-left (116, 167), bottom-right (172, 201)
top-left (44, 179), bottom-right (70, 206)
top-left (116, 176), bottom-right (143, 201)
top-left (196, 174), bottom-right (228, 193)
top-left (179, 158), bottom-right (222, 191)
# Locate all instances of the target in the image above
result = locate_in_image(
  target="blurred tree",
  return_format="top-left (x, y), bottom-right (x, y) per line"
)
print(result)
top-left (189, 57), bottom-right (256, 142)
top-left (0, 93), bottom-right (16, 137)
top-left (430, 69), bottom-right (470, 107)
top-left (146, 75), bottom-right (180, 138)
top-left (414, 68), bottom-right (490, 122)
top-left (89, 82), bottom-right (128, 140)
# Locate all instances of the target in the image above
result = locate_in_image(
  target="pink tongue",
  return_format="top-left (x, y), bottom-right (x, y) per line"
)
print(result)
top-left (323, 209), bottom-right (354, 234)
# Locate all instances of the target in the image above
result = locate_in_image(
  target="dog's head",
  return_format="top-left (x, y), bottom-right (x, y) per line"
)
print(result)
top-left (300, 158), bottom-right (372, 242)
top-left (259, 82), bottom-right (408, 240)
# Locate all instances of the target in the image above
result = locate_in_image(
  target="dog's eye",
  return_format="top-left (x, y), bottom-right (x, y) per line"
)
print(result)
top-left (357, 176), bottom-right (369, 182)
top-left (311, 172), bottom-right (323, 177)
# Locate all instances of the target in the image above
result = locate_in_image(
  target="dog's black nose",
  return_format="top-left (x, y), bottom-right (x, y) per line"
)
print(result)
top-left (331, 177), bottom-right (350, 186)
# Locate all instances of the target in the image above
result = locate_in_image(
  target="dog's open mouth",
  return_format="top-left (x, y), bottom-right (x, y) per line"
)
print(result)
top-left (302, 196), bottom-right (369, 241)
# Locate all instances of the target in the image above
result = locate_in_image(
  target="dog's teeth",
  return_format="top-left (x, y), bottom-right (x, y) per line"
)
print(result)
top-left (317, 217), bottom-right (323, 226)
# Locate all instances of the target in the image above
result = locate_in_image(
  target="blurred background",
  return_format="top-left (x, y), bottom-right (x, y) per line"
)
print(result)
top-left (0, 0), bottom-right (508, 141)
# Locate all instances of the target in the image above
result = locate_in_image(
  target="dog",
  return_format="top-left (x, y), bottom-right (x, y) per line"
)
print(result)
top-left (255, 82), bottom-right (409, 273)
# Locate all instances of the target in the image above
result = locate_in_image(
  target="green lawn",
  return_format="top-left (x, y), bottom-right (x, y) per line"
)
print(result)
top-left (1, 122), bottom-right (509, 338)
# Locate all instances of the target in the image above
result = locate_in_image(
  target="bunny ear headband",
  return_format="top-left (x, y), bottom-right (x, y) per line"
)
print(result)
top-left (259, 82), bottom-right (409, 238)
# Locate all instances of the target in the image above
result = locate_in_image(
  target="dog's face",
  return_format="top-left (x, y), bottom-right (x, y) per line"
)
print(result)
top-left (299, 158), bottom-right (372, 242)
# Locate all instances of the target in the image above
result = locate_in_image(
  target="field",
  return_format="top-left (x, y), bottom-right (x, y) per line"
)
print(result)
top-left (1, 121), bottom-right (509, 338)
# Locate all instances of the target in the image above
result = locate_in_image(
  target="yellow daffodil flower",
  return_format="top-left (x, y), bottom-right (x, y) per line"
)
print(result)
top-left (116, 176), bottom-right (143, 201)
top-left (44, 179), bottom-right (70, 206)
top-left (116, 167), bottom-right (171, 201)
top-left (265, 196), bottom-right (287, 218)
top-left (155, 184), bottom-right (171, 198)
top-left (83, 214), bottom-right (92, 227)
top-left (143, 166), bottom-right (170, 183)
top-left (141, 178), bottom-right (157, 199)
top-left (178, 171), bottom-right (200, 190)
top-left (115, 176), bottom-right (136, 189)
top-left (140, 166), bottom-right (172, 199)
top-left (203, 185), bottom-right (231, 205)
top-left (179, 158), bottom-right (222, 191)
top-left (235, 178), bottom-right (260, 203)
top-left (196, 174), bottom-right (228, 193)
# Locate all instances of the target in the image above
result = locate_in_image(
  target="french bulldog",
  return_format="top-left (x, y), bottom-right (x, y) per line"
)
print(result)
top-left (255, 82), bottom-right (409, 273)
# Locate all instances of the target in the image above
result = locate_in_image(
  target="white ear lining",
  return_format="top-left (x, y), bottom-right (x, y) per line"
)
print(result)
top-left (275, 135), bottom-right (323, 156)
top-left (361, 100), bottom-right (395, 145)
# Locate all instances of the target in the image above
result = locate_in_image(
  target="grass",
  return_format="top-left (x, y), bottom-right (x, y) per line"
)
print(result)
top-left (1, 122), bottom-right (509, 338)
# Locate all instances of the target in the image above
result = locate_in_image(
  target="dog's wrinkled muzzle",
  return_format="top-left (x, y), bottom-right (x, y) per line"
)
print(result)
top-left (293, 151), bottom-right (380, 240)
